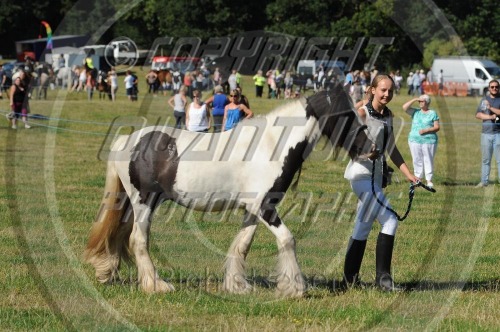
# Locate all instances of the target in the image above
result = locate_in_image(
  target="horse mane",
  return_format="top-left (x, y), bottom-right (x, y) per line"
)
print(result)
top-left (304, 84), bottom-right (364, 152)
top-left (226, 85), bottom-right (363, 156)
top-left (305, 83), bottom-right (352, 121)
top-left (235, 84), bottom-right (358, 149)
top-left (264, 99), bottom-right (305, 119)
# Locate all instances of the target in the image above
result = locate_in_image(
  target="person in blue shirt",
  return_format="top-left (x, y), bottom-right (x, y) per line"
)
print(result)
top-left (411, 71), bottom-right (421, 96)
top-left (222, 89), bottom-right (253, 131)
top-left (402, 94), bottom-right (440, 188)
top-left (204, 85), bottom-right (229, 132)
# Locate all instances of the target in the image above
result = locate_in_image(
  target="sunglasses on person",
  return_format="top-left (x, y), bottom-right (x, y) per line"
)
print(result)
top-left (489, 85), bottom-right (499, 89)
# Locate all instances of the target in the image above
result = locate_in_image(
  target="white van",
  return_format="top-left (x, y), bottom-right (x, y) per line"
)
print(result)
top-left (296, 60), bottom-right (346, 89)
top-left (431, 57), bottom-right (500, 96)
top-left (296, 60), bottom-right (316, 89)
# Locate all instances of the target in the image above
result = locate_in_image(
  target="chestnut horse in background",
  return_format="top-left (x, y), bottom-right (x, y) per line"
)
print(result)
top-left (156, 70), bottom-right (172, 95)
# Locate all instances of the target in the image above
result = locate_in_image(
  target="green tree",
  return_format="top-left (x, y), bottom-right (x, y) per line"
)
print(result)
top-left (1, 0), bottom-right (499, 68)
top-left (265, 0), bottom-right (349, 37)
top-left (422, 36), bottom-right (465, 68)
top-left (421, 0), bottom-right (500, 62)
top-left (0, 0), bottom-right (70, 57)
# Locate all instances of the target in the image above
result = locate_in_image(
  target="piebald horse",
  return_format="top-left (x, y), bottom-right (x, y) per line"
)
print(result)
top-left (84, 83), bottom-right (376, 297)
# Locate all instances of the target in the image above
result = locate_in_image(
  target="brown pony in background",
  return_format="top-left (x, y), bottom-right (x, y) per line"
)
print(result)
top-left (97, 70), bottom-right (111, 100)
top-left (156, 70), bottom-right (172, 95)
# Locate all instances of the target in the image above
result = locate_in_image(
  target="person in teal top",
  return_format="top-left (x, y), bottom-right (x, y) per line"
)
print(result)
top-left (223, 89), bottom-right (253, 131)
top-left (402, 94), bottom-right (440, 188)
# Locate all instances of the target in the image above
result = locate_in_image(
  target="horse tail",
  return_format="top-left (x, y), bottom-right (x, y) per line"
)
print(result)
top-left (84, 142), bottom-right (134, 283)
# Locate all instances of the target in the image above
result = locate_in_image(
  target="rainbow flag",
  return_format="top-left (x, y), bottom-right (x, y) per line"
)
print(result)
top-left (41, 21), bottom-right (53, 50)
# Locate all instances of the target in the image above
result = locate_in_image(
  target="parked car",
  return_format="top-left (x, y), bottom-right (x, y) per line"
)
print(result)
top-left (1, 62), bottom-right (17, 90)
top-left (1, 60), bottom-right (50, 91)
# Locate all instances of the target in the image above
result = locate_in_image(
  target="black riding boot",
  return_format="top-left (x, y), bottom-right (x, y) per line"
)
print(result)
top-left (375, 233), bottom-right (402, 291)
top-left (343, 237), bottom-right (367, 287)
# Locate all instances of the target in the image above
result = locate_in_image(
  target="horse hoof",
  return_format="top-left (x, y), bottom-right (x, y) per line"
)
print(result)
top-left (222, 282), bottom-right (253, 294)
top-left (222, 276), bottom-right (253, 294)
top-left (141, 278), bottom-right (175, 293)
top-left (275, 284), bottom-right (306, 298)
top-left (275, 276), bottom-right (307, 298)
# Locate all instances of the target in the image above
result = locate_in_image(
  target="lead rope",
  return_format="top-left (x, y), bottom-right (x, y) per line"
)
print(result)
top-left (370, 159), bottom-right (435, 221)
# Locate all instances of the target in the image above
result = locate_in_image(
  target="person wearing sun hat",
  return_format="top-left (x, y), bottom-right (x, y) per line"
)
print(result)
top-left (9, 71), bottom-right (31, 129)
top-left (402, 94), bottom-right (440, 188)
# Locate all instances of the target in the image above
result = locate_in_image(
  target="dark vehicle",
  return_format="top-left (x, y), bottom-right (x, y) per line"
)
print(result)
top-left (1, 62), bottom-right (21, 90)
top-left (1, 60), bottom-right (51, 92)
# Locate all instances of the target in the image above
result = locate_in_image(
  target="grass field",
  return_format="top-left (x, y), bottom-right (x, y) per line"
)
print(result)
top-left (0, 69), bottom-right (499, 331)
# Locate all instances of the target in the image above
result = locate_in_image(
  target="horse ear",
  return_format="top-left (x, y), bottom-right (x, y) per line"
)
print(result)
top-left (328, 83), bottom-right (347, 101)
top-left (334, 82), bottom-right (344, 94)
top-left (324, 83), bottom-right (346, 105)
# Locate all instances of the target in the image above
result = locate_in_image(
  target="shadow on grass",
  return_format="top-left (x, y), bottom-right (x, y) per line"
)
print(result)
top-left (102, 274), bottom-right (500, 294)
top-left (440, 180), bottom-right (497, 187)
top-left (306, 278), bottom-right (500, 294)
top-left (401, 279), bottom-right (500, 292)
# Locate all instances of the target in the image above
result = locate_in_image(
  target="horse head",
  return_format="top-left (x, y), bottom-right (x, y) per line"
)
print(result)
top-left (305, 84), bottom-right (378, 160)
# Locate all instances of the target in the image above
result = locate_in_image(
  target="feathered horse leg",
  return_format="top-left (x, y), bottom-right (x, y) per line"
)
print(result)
top-left (258, 208), bottom-right (306, 298)
top-left (223, 212), bottom-right (258, 294)
top-left (128, 192), bottom-right (175, 293)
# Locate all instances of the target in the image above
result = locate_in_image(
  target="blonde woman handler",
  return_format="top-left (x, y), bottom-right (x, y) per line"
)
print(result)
top-left (343, 74), bottom-right (419, 291)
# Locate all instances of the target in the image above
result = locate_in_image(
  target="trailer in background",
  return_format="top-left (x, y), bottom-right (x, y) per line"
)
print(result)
top-left (15, 35), bottom-right (87, 62)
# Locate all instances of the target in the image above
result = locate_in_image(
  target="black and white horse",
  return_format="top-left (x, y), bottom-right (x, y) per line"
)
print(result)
top-left (84, 83), bottom-right (376, 297)
top-left (97, 70), bottom-right (111, 100)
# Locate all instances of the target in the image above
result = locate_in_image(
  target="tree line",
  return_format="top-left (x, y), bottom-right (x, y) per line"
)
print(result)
top-left (1, 0), bottom-right (498, 72)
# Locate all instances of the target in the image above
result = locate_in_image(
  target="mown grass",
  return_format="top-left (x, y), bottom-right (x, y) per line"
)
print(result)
top-left (0, 69), bottom-right (499, 331)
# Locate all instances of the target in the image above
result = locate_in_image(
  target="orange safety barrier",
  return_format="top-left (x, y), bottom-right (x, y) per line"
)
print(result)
top-left (422, 82), bottom-right (439, 95)
top-left (434, 82), bottom-right (469, 97)
top-left (441, 82), bottom-right (449, 96)
top-left (419, 81), bottom-right (470, 97)
top-left (422, 82), bottom-right (432, 95)
top-left (455, 82), bottom-right (468, 97)
top-left (443, 81), bottom-right (455, 96)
